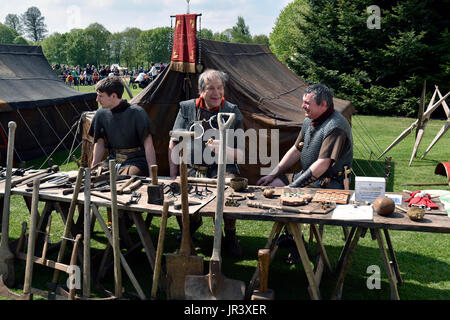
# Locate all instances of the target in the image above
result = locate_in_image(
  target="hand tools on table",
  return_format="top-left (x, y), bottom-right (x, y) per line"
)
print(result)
top-left (185, 113), bottom-right (245, 300)
top-left (0, 121), bottom-right (17, 288)
top-left (251, 249), bottom-right (274, 300)
top-left (165, 130), bottom-right (203, 300)
top-left (11, 165), bottom-right (59, 188)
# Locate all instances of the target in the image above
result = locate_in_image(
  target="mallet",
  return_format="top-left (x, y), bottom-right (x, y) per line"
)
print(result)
top-left (147, 165), bottom-right (164, 205)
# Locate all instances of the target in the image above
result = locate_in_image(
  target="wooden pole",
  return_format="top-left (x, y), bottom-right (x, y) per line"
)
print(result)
top-left (83, 168), bottom-right (91, 298)
top-left (109, 160), bottom-right (122, 298)
top-left (23, 178), bottom-right (40, 296)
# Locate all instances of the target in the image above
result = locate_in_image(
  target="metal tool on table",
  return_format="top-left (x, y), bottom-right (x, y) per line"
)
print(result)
top-left (0, 121), bottom-right (17, 288)
top-left (165, 130), bottom-right (203, 300)
top-left (151, 201), bottom-right (170, 299)
top-left (251, 249), bottom-right (274, 300)
top-left (11, 165), bottom-right (59, 188)
top-left (147, 165), bottom-right (164, 205)
top-left (185, 112), bottom-right (245, 300)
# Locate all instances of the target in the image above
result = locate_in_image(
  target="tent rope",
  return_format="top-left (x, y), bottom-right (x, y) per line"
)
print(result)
top-left (16, 109), bottom-right (50, 160)
top-left (62, 118), bottom-right (82, 168)
top-left (0, 121), bottom-right (24, 164)
top-left (53, 104), bottom-right (78, 142)
top-left (37, 107), bottom-right (71, 150)
top-left (38, 119), bottom-right (79, 169)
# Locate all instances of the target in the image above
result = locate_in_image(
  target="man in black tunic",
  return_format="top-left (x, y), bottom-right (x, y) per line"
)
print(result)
top-left (89, 76), bottom-right (156, 176)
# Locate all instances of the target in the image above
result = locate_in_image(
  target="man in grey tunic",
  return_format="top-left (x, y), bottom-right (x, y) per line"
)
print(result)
top-left (257, 84), bottom-right (353, 263)
top-left (257, 84), bottom-right (353, 189)
top-left (168, 69), bottom-right (245, 258)
top-left (89, 76), bottom-right (157, 176)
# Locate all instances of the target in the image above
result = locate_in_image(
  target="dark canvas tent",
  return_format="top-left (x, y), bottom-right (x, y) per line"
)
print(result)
top-left (0, 44), bottom-right (97, 165)
top-left (130, 39), bottom-right (354, 184)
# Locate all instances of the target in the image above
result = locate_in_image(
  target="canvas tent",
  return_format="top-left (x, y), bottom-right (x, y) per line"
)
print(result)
top-left (0, 44), bottom-right (97, 165)
top-left (128, 39), bottom-right (353, 184)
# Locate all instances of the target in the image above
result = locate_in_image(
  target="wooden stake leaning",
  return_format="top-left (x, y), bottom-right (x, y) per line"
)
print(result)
top-left (0, 121), bottom-right (17, 288)
top-left (109, 160), bottom-right (122, 298)
top-left (83, 168), bottom-right (91, 298)
top-left (151, 201), bottom-right (170, 299)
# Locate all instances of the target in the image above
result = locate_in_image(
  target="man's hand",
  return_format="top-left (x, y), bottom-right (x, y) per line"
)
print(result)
top-left (256, 175), bottom-right (275, 186)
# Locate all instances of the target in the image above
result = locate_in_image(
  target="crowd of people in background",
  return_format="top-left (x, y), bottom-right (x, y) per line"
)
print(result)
top-left (52, 62), bottom-right (167, 88)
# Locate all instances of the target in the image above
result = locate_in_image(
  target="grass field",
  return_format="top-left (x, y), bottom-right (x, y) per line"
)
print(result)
top-left (2, 83), bottom-right (449, 300)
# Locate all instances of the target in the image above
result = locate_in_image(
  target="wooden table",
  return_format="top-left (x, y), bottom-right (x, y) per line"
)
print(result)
top-left (199, 187), bottom-right (450, 300)
top-left (4, 177), bottom-right (450, 300)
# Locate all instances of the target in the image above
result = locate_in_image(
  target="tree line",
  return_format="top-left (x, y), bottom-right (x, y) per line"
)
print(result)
top-left (2, 2), bottom-right (448, 117)
top-left (271, 0), bottom-right (450, 117)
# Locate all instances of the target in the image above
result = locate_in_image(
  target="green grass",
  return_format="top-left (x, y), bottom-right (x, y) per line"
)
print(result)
top-left (2, 88), bottom-right (449, 300)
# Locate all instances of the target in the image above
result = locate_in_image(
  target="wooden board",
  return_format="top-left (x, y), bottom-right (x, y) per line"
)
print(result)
top-left (311, 190), bottom-right (350, 204)
top-left (280, 188), bottom-right (313, 206)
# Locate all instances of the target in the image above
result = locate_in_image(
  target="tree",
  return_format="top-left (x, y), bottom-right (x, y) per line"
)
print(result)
top-left (65, 29), bottom-right (90, 66)
top-left (275, 0), bottom-right (450, 116)
top-left (214, 29), bottom-right (232, 42)
top-left (199, 28), bottom-right (214, 40)
top-left (109, 32), bottom-right (124, 66)
top-left (137, 27), bottom-right (171, 65)
top-left (21, 6), bottom-right (47, 42)
top-left (84, 23), bottom-right (111, 66)
top-left (230, 16), bottom-right (252, 43)
top-left (0, 23), bottom-right (18, 44)
top-left (119, 28), bottom-right (142, 67)
top-left (269, 0), bottom-right (308, 64)
top-left (41, 32), bottom-right (68, 64)
top-left (4, 14), bottom-right (23, 35)
top-left (252, 34), bottom-right (270, 46)
top-left (13, 36), bottom-right (29, 45)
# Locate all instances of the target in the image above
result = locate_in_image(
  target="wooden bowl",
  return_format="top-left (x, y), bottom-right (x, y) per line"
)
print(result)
top-left (230, 177), bottom-right (248, 192)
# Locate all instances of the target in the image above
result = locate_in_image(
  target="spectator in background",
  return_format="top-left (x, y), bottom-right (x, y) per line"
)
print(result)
top-left (159, 62), bottom-right (166, 73)
top-left (149, 63), bottom-right (158, 81)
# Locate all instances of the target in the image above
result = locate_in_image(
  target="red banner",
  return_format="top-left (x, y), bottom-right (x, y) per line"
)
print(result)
top-left (171, 14), bottom-right (197, 73)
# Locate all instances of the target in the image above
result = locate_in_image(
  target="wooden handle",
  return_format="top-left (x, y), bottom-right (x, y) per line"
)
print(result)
top-left (151, 165), bottom-right (158, 185)
top-left (151, 201), bottom-right (170, 299)
top-left (109, 160), bottom-right (122, 298)
top-left (123, 179), bottom-right (142, 194)
top-left (23, 178), bottom-right (40, 295)
top-left (258, 249), bottom-right (270, 293)
top-left (117, 176), bottom-right (136, 194)
top-left (0, 121), bottom-right (16, 248)
top-left (178, 154), bottom-right (191, 257)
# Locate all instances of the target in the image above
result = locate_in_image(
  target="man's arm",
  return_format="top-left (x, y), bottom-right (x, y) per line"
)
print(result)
top-left (289, 158), bottom-right (331, 187)
top-left (168, 139), bottom-right (179, 179)
top-left (206, 140), bottom-right (244, 163)
top-left (143, 134), bottom-right (157, 176)
top-left (91, 138), bottom-right (106, 167)
top-left (257, 145), bottom-right (301, 185)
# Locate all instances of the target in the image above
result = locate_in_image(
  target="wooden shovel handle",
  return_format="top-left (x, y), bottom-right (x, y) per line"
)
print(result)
top-left (178, 154), bottom-right (191, 257)
top-left (151, 165), bottom-right (158, 185)
top-left (1, 121), bottom-right (16, 247)
top-left (258, 249), bottom-right (270, 293)
top-left (122, 179), bottom-right (142, 194)
top-left (151, 201), bottom-right (169, 299)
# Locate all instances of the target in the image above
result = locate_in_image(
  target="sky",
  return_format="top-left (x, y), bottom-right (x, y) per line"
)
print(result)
top-left (1, 0), bottom-right (292, 37)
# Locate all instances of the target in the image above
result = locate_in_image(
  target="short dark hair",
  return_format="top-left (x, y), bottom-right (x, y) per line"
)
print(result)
top-left (95, 76), bottom-right (124, 98)
top-left (305, 84), bottom-right (334, 109)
